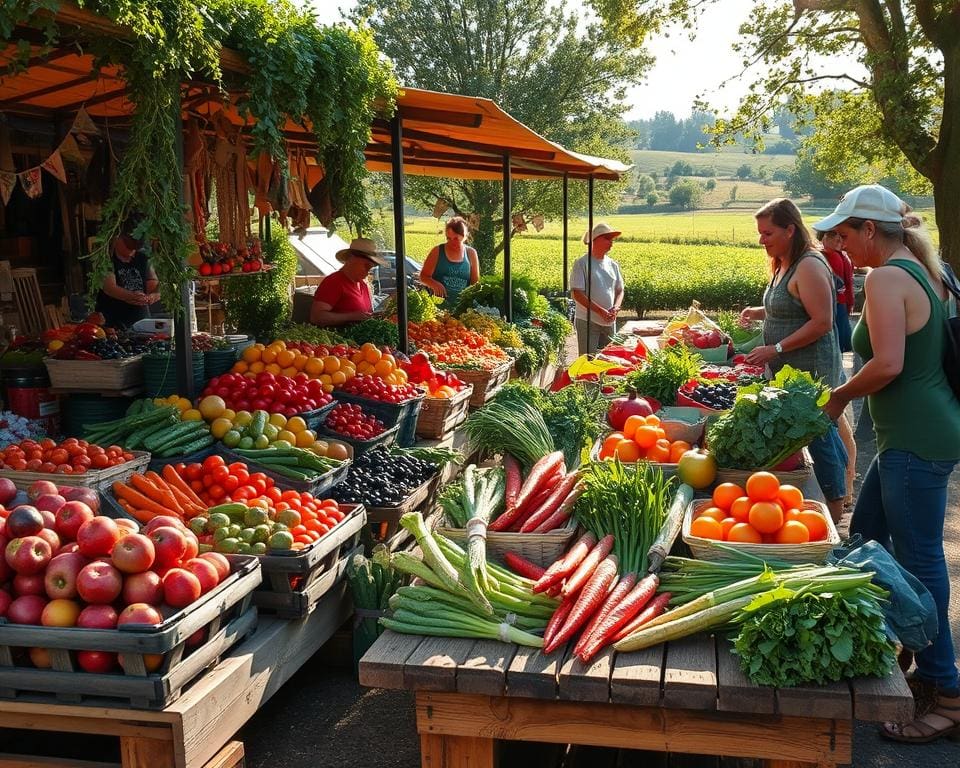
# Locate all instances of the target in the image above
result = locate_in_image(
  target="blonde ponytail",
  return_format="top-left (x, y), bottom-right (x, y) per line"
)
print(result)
top-left (900, 216), bottom-right (942, 278)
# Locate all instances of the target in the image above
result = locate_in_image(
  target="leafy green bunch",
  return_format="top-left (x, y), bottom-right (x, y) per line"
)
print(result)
top-left (381, 289), bottom-right (441, 324)
top-left (705, 365), bottom-right (831, 470)
top-left (279, 323), bottom-right (350, 347)
top-left (453, 275), bottom-right (546, 319)
top-left (222, 236), bottom-right (298, 339)
top-left (618, 343), bottom-right (702, 405)
top-left (340, 318), bottom-right (400, 350)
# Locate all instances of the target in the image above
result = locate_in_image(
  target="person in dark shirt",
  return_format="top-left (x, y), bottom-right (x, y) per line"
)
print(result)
top-left (95, 214), bottom-right (160, 328)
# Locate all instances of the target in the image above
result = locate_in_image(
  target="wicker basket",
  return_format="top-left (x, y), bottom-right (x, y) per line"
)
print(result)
top-left (588, 435), bottom-right (679, 478)
top-left (713, 447), bottom-right (814, 487)
top-left (682, 497), bottom-right (840, 564)
top-left (448, 360), bottom-right (513, 409)
top-left (437, 517), bottom-right (578, 569)
top-left (44, 356), bottom-right (144, 392)
top-left (415, 385), bottom-right (474, 439)
top-left (0, 451), bottom-right (150, 492)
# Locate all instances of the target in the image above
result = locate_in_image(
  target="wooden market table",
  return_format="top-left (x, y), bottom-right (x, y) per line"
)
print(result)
top-left (359, 629), bottom-right (913, 768)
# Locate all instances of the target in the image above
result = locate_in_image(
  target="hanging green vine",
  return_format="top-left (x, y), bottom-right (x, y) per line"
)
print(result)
top-left (0, 0), bottom-right (397, 315)
top-left (221, 235), bottom-right (298, 339)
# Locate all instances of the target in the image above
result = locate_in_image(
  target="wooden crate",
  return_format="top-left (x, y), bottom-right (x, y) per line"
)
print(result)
top-left (220, 446), bottom-right (351, 495)
top-left (415, 385), bottom-right (473, 439)
top-left (449, 360), bottom-right (513, 409)
top-left (44, 355), bottom-right (145, 392)
top-left (365, 474), bottom-right (441, 544)
top-left (0, 556), bottom-right (261, 709)
top-left (317, 422), bottom-right (400, 457)
top-left (0, 451), bottom-right (150, 492)
top-left (253, 503), bottom-right (367, 619)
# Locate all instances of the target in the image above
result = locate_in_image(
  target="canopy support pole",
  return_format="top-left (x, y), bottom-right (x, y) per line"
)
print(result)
top-left (562, 172), bottom-right (569, 293)
top-left (503, 154), bottom-right (512, 322)
top-left (174, 109), bottom-right (194, 398)
top-left (390, 114), bottom-right (408, 352)
top-left (586, 176), bottom-right (594, 341)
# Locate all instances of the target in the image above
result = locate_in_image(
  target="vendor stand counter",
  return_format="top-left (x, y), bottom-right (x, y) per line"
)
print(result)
top-left (359, 630), bottom-right (913, 768)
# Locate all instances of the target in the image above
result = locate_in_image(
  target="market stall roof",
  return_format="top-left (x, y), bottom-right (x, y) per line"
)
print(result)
top-left (1, 4), bottom-right (630, 182)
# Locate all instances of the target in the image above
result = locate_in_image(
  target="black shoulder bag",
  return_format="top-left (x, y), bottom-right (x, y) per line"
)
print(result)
top-left (942, 264), bottom-right (960, 400)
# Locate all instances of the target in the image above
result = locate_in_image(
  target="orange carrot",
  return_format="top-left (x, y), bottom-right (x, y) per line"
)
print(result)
top-left (612, 591), bottom-right (672, 644)
top-left (544, 555), bottom-right (619, 654)
top-left (534, 533), bottom-right (597, 593)
top-left (130, 474), bottom-right (181, 514)
top-left (116, 497), bottom-right (158, 524)
top-left (112, 481), bottom-right (173, 518)
top-left (561, 534), bottom-right (614, 599)
top-left (167, 484), bottom-right (205, 515)
top-left (577, 573), bottom-right (660, 663)
top-left (162, 464), bottom-right (205, 506)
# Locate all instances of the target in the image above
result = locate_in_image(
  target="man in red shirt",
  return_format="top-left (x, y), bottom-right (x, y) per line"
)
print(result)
top-left (310, 237), bottom-right (388, 327)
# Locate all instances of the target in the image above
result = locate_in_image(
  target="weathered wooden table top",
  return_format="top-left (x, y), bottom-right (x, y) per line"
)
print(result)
top-left (359, 630), bottom-right (914, 724)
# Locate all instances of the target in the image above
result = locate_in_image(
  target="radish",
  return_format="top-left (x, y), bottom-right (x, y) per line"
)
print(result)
top-left (612, 591), bottom-right (672, 644)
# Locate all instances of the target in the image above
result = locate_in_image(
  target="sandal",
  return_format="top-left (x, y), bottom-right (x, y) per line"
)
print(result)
top-left (881, 695), bottom-right (960, 743)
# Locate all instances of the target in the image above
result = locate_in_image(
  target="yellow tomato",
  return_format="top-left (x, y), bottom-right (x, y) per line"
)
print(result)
top-left (233, 361), bottom-right (249, 374)
top-left (242, 345), bottom-right (262, 363)
top-left (210, 417), bottom-right (234, 439)
top-left (293, 353), bottom-right (308, 370)
top-left (261, 347), bottom-right (277, 364)
top-left (277, 429), bottom-right (297, 445)
top-left (363, 344), bottom-right (382, 364)
top-left (318, 373), bottom-right (332, 386)
top-left (305, 357), bottom-right (324, 377)
top-left (234, 410), bottom-right (254, 427)
top-left (286, 416), bottom-right (308, 434)
top-left (322, 383), bottom-right (334, 394)
top-left (323, 355), bottom-right (340, 374)
top-left (276, 349), bottom-right (296, 368)
top-left (374, 357), bottom-right (394, 378)
top-left (331, 370), bottom-right (347, 385)
top-left (222, 408), bottom-right (237, 421)
top-left (249, 361), bottom-right (265, 374)
top-left (295, 429), bottom-right (316, 447)
top-left (357, 361), bottom-right (375, 376)
top-left (268, 412), bottom-right (287, 428)
top-left (281, 366), bottom-right (298, 378)
top-left (182, 408), bottom-right (203, 421)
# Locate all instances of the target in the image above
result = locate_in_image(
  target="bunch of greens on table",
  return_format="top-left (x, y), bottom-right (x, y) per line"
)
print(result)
top-left (617, 343), bottom-right (702, 405)
top-left (381, 289), bottom-right (441, 323)
top-left (340, 318), bottom-right (400, 349)
top-left (348, 546), bottom-right (409, 655)
top-left (705, 365), bottom-right (831, 469)
top-left (493, 380), bottom-right (607, 467)
top-left (464, 397), bottom-right (554, 469)
top-left (714, 310), bottom-right (763, 346)
top-left (280, 323), bottom-right (349, 347)
top-left (438, 466), bottom-right (505, 528)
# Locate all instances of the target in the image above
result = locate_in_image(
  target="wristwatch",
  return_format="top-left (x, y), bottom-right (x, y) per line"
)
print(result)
top-left (774, 342), bottom-right (784, 354)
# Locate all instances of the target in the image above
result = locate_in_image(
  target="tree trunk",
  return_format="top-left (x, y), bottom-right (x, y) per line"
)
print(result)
top-left (934, 170), bottom-right (960, 273)
top-left (472, 193), bottom-right (500, 274)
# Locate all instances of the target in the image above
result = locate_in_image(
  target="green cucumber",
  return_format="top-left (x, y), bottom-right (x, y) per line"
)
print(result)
top-left (145, 420), bottom-right (204, 451)
top-left (154, 425), bottom-right (209, 455)
top-left (163, 434), bottom-right (214, 457)
top-left (251, 455), bottom-right (303, 467)
top-left (247, 410), bottom-right (268, 440)
top-left (260, 464), bottom-right (315, 480)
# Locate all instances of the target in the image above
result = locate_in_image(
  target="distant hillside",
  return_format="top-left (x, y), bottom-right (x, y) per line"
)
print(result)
top-left (629, 149), bottom-right (796, 177)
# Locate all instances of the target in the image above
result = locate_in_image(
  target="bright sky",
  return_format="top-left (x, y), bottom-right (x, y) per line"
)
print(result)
top-left (308, 1), bottom-right (846, 120)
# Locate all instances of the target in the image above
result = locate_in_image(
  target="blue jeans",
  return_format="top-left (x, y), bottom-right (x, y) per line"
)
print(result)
top-left (808, 425), bottom-right (847, 501)
top-left (835, 303), bottom-right (853, 352)
top-left (851, 449), bottom-right (959, 693)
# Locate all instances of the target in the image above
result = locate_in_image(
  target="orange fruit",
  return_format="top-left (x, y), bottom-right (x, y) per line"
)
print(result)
top-left (614, 439), bottom-right (642, 462)
top-left (690, 516), bottom-right (723, 540)
top-left (748, 501), bottom-right (784, 534)
top-left (777, 484), bottom-right (804, 511)
top-left (602, 432), bottom-right (625, 456)
top-left (633, 425), bottom-right (659, 449)
top-left (644, 414), bottom-right (661, 426)
top-left (729, 496), bottom-right (753, 523)
top-left (305, 357), bottom-right (324, 376)
top-left (249, 361), bottom-right (265, 374)
top-left (233, 360), bottom-right (249, 374)
top-left (242, 345), bottom-right (262, 363)
top-left (746, 471), bottom-right (780, 502)
top-left (797, 509), bottom-right (829, 541)
top-left (668, 440), bottom-right (691, 463)
top-left (697, 506), bottom-right (727, 523)
top-left (783, 507), bottom-right (802, 523)
top-left (720, 517), bottom-right (738, 540)
top-left (727, 522), bottom-right (763, 543)
top-left (774, 520), bottom-right (811, 544)
top-left (331, 370), bottom-right (347, 385)
top-left (276, 349), bottom-right (296, 368)
top-left (647, 439), bottom-right (671, 463)
top-left (374, 358), bottom-right (395, 377)
top-left (623, 415), bottom-right (647, 440)
top-left (261, 347), bottom-right (278, 365)
top-left (712, 483), bottom-right (746, 511)
top-left (362, 344), bottom-right (382, 364)
top-left (265, 363), bottom-right (282, 375)
top-left (281, 366), bottom-right (298, 378)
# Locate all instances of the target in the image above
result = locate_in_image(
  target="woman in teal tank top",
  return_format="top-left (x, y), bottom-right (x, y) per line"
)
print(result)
top-left (818, 185), bottom-right (960, 744)
top-left (420, 216), bottom-right (480, 309)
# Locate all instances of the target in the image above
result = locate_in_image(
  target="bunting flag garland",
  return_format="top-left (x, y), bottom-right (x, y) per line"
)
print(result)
top-left (58, 133), bottom-right (85, 165)
top-left (41, 150), bottom-right (66, 183)
top-left (71, 107), bottom-right (101, 137)
top-left (0, 171), bottom-right (15, 205)
top-left (19, 167), bottom-right (42, 198)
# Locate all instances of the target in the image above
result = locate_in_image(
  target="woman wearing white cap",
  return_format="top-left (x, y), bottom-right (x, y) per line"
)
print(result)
top-left (819, 184), bottom-right (960, 743)
top-left (570, 223), bottom-right (625, 354)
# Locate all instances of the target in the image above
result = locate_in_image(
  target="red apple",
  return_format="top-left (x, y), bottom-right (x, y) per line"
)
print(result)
top-left (0, 534), bottom-right (12, 582)
top-left (0, 588), bottom-right (11, 617)
top-left (76, 561), bottom-right (122, 604)
top-left (6, 535), bottom-right (52, 575)
top-left (77, 604), bottom-right (118, 629)
top-left (162, 568), bottom-right (201, 608)
top-left (7, 594), bottom-right (46, 624)
top-left (76, 516), bottom-right (121, 558)
top-left (0, 478), bottom-right (17, 506)
top-left (117, 602), bottom-right (163, 626)
top-left (181, 533), bottom-right (199, 562)
top-left (149, 527), bottom-right (187, 568)
top-left (115, 518), bottom-right (139, 534)
top-left (143, 516), bottom-right (187, 535)
top-left (34, 494), bottom-right (66, 517)
top-left (111, 533), bottom-right (155, 574)
top-left (27, 480), bottom-right (58, 502)
top-left (44, 552), bottom-right (86, 599)
top-left (28, 647), bottom-right (51, 668)
top-left (55, 501), bottom-right (95, 541)
top-left (38, 508), bottom-right (56, 529)
top-left (199, 552), bottom-right (230, 582)
top-left (13, 573), bottom-right (45, 596)
top-left (5, 506), bottom-right (44, 538)
top-left (76, 650), bottom-right (117, 673)
top-left (183, 558), bottom-right (219, 594)
top-left (121, 570), bottom-right (163, 605)
top-left (58, 542), bottom-right (80, 555)
top-left (59, 486), bottom-right (100, 512)
top-left (36, 527), bottom-right (60, 553)
top-left (41, 598), bottom-right (81, 627)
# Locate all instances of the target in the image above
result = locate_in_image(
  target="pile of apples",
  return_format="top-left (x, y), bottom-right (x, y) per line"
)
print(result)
top-left (0, 478), bottom-right (232, 674)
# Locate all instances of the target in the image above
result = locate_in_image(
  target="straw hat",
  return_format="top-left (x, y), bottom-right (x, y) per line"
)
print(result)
top-left (582, 222), bottom-right (622, 245)
top-left (335, 237), bottom-right (390, 268)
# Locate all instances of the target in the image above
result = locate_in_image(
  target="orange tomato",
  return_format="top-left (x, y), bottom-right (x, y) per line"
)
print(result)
top-left (668, 440), bottom-right (691, 463)
top-left (783, 507), bottom-right (802, 522)
top-left (797, 509), bottom-right (829, 541)
top-left (720, 517), bottom-right (738, 540)
top-left (614, 439), bottom-right (643, 463)
top-left (776, 484), bottom-right (804, 511)
top-left (690, 515), bottom-right (723, 540)
top-left (623, 415), bottom-right (646, 440)
top-left (727, 522), bottom-right (763, 543)
top-left (644, 414), bottom-right (661, 426)
top-left (712, 483), bottom-right (746, 511)
top-left (746, 471), bottom-right (780, 502)
top-left (729, 496), bottom-right (753, 523)
top-left (647, 439), bottom-right (671, 463)
top-left (774, 520), bottom-right (811, 544)
top-left (748, 501), bottom-right (784, 534)
top-left (697, 506), bottom-right (727, 523)
top-left (633, 425), bottom-right (659, 449)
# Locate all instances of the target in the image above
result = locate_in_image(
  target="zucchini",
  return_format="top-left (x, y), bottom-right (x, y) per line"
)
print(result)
top-left (164, 434), bottom-right (215, 456)
top-left (145, 421), bottom-right (204, 452)
top-left (154, 426), bottom-right (209, 456)
top-left (125, 399), bottom-right (144, 417)
top-left (126, 413), bottom-right (179, 450)
top-left (260, 464), bottom-right (315, 480)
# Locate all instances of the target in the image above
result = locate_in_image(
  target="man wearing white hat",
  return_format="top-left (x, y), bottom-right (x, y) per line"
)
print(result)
top-left (570, 222), bottom-right (625, 354)
top-left (310, 237), bottom-right (389, 327)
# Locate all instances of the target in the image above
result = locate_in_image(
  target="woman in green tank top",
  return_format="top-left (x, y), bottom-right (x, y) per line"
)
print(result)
top-left (420, 216), bottom-right (480, 309)
top-left (818, 185), bottom-right (960, 744)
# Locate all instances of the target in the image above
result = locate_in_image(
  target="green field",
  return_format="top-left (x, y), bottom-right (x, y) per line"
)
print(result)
top-left (629, 149), bottom-right (796, 177)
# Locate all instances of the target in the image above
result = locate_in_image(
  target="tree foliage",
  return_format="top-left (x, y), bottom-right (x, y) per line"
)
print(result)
top-left (668, 179), bottom-right (704, 209)
top-left (352, 0), bottom-right (648, 272)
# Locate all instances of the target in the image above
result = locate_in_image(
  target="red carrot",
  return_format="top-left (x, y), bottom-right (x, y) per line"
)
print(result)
top-left (543, 595), bottom-right (575, 649)
top-left (500, 451), bottom-right (564, 523)
top-left (534, 532), bottom-right (597, 593)
top-left (561, 534), bottom-right (614, 599)
top-left (532, 486), bottom-right (584, 533)
top-left (573, 572), bottom-right (638, 658)
top-left (519, 472), bottom-right (581, 532)
top-left (505, 465), bottom-right (565, 531)
top-left (504, 453), bottom-right (522, 510)
top-left (544, 555), bottom-right (619, 654)
top-left (612, 591), bottom-right (672, 644)
top-left (502, 551), bottom-right (545, 580)
top-left (578, 574), bottom-right (660, 662)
